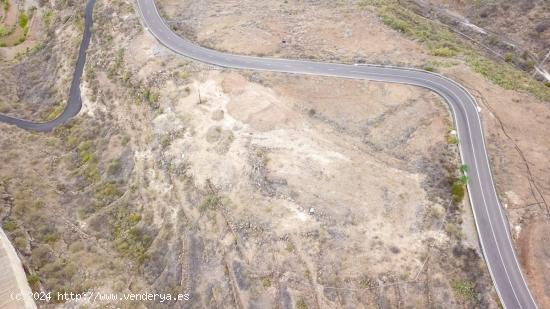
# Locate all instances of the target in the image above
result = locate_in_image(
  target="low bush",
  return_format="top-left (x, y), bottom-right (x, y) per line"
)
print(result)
top-left (432, 47), bottom-right (456, 57)
top-left (19, 13), bottom-right (29, 28)
top-left (451, 279), bottom-right (476, 301)
top-left (451, 180), bottom-right (465, 202)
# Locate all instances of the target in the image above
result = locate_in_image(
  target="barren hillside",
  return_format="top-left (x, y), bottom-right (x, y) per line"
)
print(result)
top-left (163, 0), bottom-right (550, 306)
top-left (0, 0), bottom-right (548, 308)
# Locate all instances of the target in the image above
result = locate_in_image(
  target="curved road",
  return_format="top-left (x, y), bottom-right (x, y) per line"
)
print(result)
top-left (137, 1), bottom-right (537, 308)
top-left (0, 0), bottom-right (537, 307)
top-left (0, 0), bottom-right (95, 132)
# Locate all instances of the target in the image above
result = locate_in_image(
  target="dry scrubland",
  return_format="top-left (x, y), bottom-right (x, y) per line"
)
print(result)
top-left (160, 0), bottom-right (550, 306)
top-left (0, 0), bottom-right (81, 120)
top-left (0, 0), bottom-right (499, 307)
top-left (0, 0), bottom-right (548, 308)
top-left (413, 0), bottom-right (550, 77)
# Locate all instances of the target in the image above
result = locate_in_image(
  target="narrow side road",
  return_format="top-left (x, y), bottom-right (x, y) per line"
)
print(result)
top-left (0, 0), bottom-right (95, 132)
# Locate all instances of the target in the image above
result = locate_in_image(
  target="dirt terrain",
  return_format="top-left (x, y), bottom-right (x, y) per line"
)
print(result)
top-left (0, 0), bottom-right (548, 308)
top-left (0, 0), bottom-right (501, 307)
top-left (158, 0), bottom-right (550, 307)
top-left (0, 0), bottom-right (80, 120)
top-left (159, 0), bottom-right (427, 67)
top-left (411, 0), bottom-right (550, 78)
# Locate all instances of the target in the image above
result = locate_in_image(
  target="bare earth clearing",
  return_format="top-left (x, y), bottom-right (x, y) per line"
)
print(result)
top-left (159, 0), bottom-right (550, 306)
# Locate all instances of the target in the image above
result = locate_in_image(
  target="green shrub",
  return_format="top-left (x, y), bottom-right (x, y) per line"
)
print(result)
top-left (84, 163), bottom-right (100, 182)
top-left (199, 194), bottom-right (222, 212)
top-left (444, 223), bottom-right (463, 239)
top-left (114, 226), bottom-right (152, 264)
top-left (27, 273), bottom-right (40, 285)
top-left (261, 277), bottom-right (271, 288)
top-left (504, 52), bottom-right (514, 63)
top-left (43, 233), bottom-right (58, 243)
top-left (0, 25), bottom-right (9, 36)
top-left (160, 135), bottom-right (172, 149)
top-left (380, 15), bottom-right (410, 33)
top-left (31, 244), bottom-right (53, 268)
top-left (296, 300), bottom-right (308, 309)
top-left (178, 71), bottom-right (189, 79)
top-left (128, 213), bottom-right (141, 224)
top-left (432, 47), bottom-right (456, 57)
top-left (146, 90), bottom-right (160, 105)
top-left (19, 13), bottom-right (29, 28)
top-left (286, 242), bottom-right (295, 252)
top-left (14, 236), bottom-right (27, 250)
top-left (2, 220), bottom-right (17, 232)
top-left (451, 180), bottom-right (465, 202)
top-left (447, 134), bottom-right (458, 144)
top-left (95, 182), bottom-right (123, 204)
top-left (451, 279), bottom-right (476, 301)
top-left (43, 10), bottom-right (53, 28)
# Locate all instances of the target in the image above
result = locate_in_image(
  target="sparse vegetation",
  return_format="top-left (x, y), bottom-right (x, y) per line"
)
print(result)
top-left (261, 277), bottom-right (271, 288)
top-left (380, 15), bottom-right (410, 33)
top-left (44, 103), bottom-right (64, 121)
top-left (432, 47), bottom-right (456, 57)
top-left (146, 89), bottom-right (160, 106)
top-left (451, 180), bottom-right (465, 202)
top-left (107, 159), bottom-right (121, 175)
top-left (451, 279), bottom-right (477, 301)
top-left (296, 299), bottom-right (308, 309)
top-left (160, 134), bottom-right (172, 149)
top-left (445, 223), bottom-right (464, 239)
top-left (18, 12), bottom-right (28, 28)
top-left (2, 219), bottom-right (17, 232)
top-left (423, 65), bottom-right (435, 72)
top-left (0, 0), bottom-right (512, 305)
top-left (285, 242), bottom-right (295, 253)
top-left (43, 9), bottom-right (54, 29)
top-left (27, 273), bottom-right (40, 285)
top-left (113, 207), bottom-right (153, 264)
top-left (447, 134), bottom-right (458, 145)
top-left (0, 25), bottom-right (9, 36)
top-left (358, 0), bottom-right (550, 102)
top-left (95, 181), bottom-right (123, 207)
top-left (199, 194), bottom-right (222, 212)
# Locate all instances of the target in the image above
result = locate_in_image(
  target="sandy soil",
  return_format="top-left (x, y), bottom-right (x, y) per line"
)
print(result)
top-left (1, 20), bottom-right (496, 307)
top-left (158, 0), bottom-right (428, 66)
top-left (156, 0), bottom-right (550, 306)
top-left (1, 0), bottom-right (546, 307)
top-left (0, 0), bottom-right (17, 27)
top-left (420, 0), bottom-right (550, 61)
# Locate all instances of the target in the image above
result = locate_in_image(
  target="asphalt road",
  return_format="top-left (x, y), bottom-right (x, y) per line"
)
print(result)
top-left (0, 0), bottom-right (537, 307)
top-left (0, 0), bottom-right (95, 132)
top-left (136, 1), bottom-right (538, 308)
